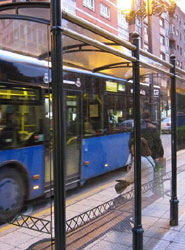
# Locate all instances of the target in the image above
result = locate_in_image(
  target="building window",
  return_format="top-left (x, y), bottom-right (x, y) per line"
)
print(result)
top-left (83, 0), bottom-right (94, 10)
top-left (165, 20), bottom-right (169, 36)
top-left (180, 47), bottom-right (182, 55)
top-left (20, 24), bottom-right (28, 40)
top-left (144, 25), bottom-right (148, 34)
top-left (4, 19), bottom-right (9, 27)
top-left (118, 10), bottom-right (126, 27)
top-left (100, 3), bottom-right (110, 19)
top-left (170, 40), bottom-right (175, 49)
top-left (170, 24), bottom-right (175, 34)
top-left (166, 38), bottom-right (169, 53)
top-left (5, 34), bottom-right (11, 44)
top-left (165, 38), bottom-right (169, 47)
top-left (160, 52), bottom-right (165, 60)
top-left (139, 36), bottom-right (142, 48)
top-left (174, 14), bottom-right (178, 20)
top-left (136, 18), bottom-right (142, 35)
top-left (32, 28), bottom-right (37, 43)
top-left (160, 35), bottom-right (165, 45)
top-left (14, 29), bottom-right (19, 40)
top-left (166, 54), bottom-right (169, 62)
top-left (160, 18), bottom-right (165, 28)
top-left (144, 43), bottom-right (149, 52)
top-left (27, 26), bottom-right (31, 41)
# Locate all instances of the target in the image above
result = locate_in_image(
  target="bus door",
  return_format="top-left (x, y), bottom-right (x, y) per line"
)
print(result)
top-left (65, 91), bottom-right (82, 187)
top-left (44, 91), bottom-right (81, 189)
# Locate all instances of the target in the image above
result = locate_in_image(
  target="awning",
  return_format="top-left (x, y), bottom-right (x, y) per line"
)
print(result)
top-left (0, 2), bottom-right (184, 81)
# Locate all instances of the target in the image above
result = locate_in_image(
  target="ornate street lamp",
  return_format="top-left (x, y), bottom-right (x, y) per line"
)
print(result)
top-left (118, 0), bottom-right (177, 53)
top-left (118, 0), bottom-right (176, 23)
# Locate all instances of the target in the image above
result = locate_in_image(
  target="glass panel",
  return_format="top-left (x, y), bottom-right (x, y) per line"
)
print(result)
top-left (0, 16), bottom-right (53, 249)
top-left (176, 76), bottom-right (185, 246)
top-left (142, 72), bottom-right (172, 249)
top-left (64, 65), bottom-right (134, 249)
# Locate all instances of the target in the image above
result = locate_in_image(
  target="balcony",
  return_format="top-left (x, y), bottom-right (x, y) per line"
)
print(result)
top-left (169, 32), bottom-right (176, 42)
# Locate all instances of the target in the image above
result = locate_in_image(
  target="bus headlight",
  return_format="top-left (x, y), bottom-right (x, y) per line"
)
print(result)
top-left (33, 185), bottom-right (40, 190)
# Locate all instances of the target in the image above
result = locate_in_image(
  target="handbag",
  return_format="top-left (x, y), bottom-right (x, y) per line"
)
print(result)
top-left (115, 179), bottom-right (130, 194)
top-left (154, 157), bottom-right (166, 173)
top-left (144, 156), bottom-right (166, 173)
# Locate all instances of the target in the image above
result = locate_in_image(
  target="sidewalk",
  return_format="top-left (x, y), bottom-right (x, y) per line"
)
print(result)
top-left (1, 151), bottom-right (185, 250)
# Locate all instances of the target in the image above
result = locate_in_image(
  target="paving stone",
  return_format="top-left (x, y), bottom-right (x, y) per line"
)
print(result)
top-left (166, 242), bottom-right (185, 250)
top-left (1, 158), bottom-right (185, 250)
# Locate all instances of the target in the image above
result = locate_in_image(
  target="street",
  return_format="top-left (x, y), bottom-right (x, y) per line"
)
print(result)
top-left (0, 134), bottom-right (172, 231)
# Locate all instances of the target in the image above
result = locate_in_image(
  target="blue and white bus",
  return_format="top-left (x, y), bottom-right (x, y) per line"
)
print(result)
top-left (0, 50), bottom-right (160, 222)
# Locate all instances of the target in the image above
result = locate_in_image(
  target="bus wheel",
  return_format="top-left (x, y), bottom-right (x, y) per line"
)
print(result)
top-left (0, 168), bottom-right (25, 224)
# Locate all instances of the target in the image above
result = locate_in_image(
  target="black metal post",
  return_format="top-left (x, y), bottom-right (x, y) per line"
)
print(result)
top-left (132, 32), bottom-right (144, 250)
top-left (170, 55), bottom-right (179, 226)
top-left (51, 0), bottom-right (66, 249)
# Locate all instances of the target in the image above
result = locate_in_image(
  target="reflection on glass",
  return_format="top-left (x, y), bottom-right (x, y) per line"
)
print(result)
top-left (0, 19), bottom-right (50, 58)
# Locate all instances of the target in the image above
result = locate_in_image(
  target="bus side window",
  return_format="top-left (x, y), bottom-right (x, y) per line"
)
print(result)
top-left (44, 96), bottom-right (52, 141)
top-left (105, 93), bottom-right (127, 134)
top-left (0, 87), bottom-right (45, 148)
top-left (83, 91), bottom-right (104, 137)
top-left (44, 117), bottom-right (51, 141)
top-left (0, 107), bottom-right (20, 148)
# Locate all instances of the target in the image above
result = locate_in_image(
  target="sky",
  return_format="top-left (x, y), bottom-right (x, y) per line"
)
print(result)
top-left (177, 0), bottom-right (185, 13)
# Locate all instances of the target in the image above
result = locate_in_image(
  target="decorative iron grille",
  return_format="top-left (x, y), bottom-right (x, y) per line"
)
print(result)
top-left (9, 165), bottom-right (185, 234)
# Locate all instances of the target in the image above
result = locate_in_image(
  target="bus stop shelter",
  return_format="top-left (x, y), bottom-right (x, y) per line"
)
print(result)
top-left (0, 1), bottom-right (185, 249)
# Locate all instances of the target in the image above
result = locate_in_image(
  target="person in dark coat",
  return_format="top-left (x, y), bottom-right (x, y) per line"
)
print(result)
top-left (115, 137), bottom-right (155, 196)
top-left (141, 110), bottom-right (164, 160)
